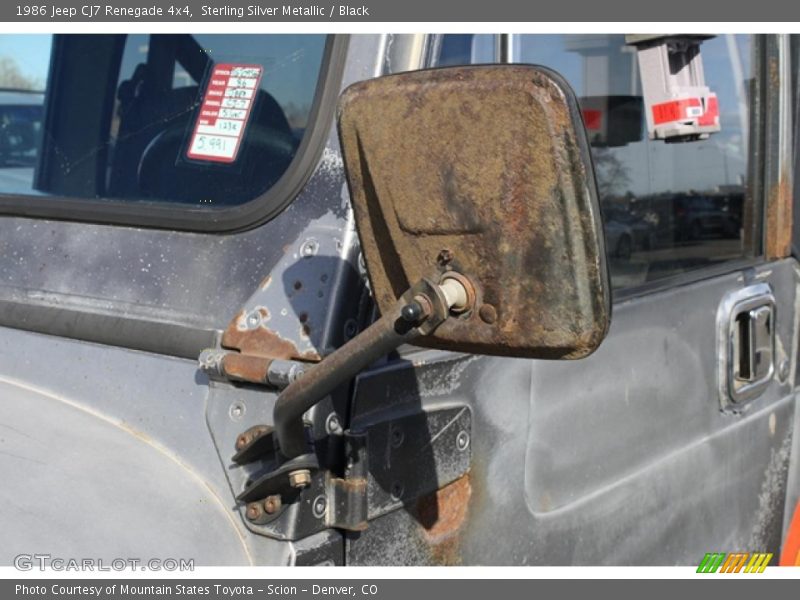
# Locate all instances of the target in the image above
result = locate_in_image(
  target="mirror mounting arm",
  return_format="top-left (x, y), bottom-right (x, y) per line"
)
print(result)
top-left (273, 274), bottom-right (471, 460)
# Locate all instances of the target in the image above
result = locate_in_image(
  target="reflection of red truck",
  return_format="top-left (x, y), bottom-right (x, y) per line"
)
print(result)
top-left (580, 95), bottom-right (643, 147)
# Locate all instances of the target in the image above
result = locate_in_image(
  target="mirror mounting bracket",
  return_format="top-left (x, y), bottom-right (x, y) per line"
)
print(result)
top-left (272, 273), bottom-right (473, 461)
top-left (230, 272), bottom-right (475, 531)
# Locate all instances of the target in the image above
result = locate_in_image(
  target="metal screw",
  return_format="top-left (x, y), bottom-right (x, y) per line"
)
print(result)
top-left (263, 495), bottom-right (282, 515)
top-left (326, 413), bottom-right (343, 435)
top-left (246, 311), bottom-right (261, 328)
top-left (343, 319), bottom-right (358, 339)
top-left (300, 239), bottom-right (319, 257)
top-left (390, 482), bottom-right (404, 501)
top-left (289, 469), bottom-right (312, 489)
top-left (245, 502), bottom-right (263, 521)
top-left (229, 401), bottom-right (245, 421)
top-left (390, 426), bottom-right (404, 448)
top-left (456, 430), bottom-right (470, 452)
top-left (312, 495), bottom-right (327, 518)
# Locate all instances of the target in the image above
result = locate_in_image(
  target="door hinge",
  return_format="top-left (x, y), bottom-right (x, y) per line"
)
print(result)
top-left (199, 349), bottom-right (309, 388)
top-left (228, 405), bottom-right (471, 541)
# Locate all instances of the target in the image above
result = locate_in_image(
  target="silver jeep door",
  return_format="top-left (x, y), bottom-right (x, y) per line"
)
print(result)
top-left (345, 34), bottom-right (800, 565)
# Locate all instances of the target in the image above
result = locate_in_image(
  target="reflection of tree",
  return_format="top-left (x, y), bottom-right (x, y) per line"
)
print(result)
top-left (0, 57), bottom-right (43, 91)
top-left (592, 147), bottom-right (630, 200)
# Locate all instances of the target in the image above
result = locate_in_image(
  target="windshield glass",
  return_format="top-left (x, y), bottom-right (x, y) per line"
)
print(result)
top-left (0, 34), bottom-right (327, 207)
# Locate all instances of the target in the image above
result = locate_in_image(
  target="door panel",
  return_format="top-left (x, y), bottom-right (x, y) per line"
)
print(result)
top-left (347, 260), bottom-right (797, 565)
top-left (345, 33), bottom-right (797, 565)
top-left (525, 265), bottom-right (795, 515)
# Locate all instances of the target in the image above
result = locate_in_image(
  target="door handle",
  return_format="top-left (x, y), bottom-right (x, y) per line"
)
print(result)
top-left (734, 304), bottom-right (773, 384)
top-left (717, 284), bottom-right (775, 408)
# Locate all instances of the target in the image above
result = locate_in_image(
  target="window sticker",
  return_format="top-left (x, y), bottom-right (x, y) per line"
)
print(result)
top-left (186, 63), bottom-right (263, 163)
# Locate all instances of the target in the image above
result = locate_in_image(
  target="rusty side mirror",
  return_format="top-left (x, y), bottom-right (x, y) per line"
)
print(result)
top-left (338, 65), bottom-right (611, 359)
top-left (266, 65), bottom-right (613, 462)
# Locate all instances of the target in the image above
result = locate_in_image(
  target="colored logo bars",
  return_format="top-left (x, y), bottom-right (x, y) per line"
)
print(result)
top-left (697, 552), bottom-right (773, 573)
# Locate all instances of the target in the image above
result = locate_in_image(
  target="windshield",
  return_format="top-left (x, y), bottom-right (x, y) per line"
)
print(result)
top-left (0, 34), bottom-right (327, 207)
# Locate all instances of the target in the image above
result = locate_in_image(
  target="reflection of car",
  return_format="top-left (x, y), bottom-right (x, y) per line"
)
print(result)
top-left (604, 214), bottom-right (634, 259)
top-left (0, 89), bottom-right (44, 195)
top-left (675, 195), bottom-right (740, 240)
top-left (712, 193), bottom-right (744, 238)
top-left (605, 207), bottom-right (657, 252)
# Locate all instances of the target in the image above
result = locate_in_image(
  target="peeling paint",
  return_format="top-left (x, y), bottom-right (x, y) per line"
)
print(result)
top-left (221, 309), bottom-right (321, 365)
top-left (317, 146), bottom-right (344, 178)
top-left (748, 431), bottom-right (792, 550)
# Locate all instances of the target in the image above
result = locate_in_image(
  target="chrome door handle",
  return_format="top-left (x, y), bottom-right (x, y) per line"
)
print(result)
top-left (717, 284), bottom-right (775, 409)
top-left (734, 304), bottom-right (773, 384)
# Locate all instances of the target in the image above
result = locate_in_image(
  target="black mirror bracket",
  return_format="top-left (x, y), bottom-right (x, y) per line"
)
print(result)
top-left (274, 272), bottom-right (473, 461)
top-left (230, 272), bottom-right (474, 535)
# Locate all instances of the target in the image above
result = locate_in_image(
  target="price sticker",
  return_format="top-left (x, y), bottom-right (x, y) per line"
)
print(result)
top-left (186, 63), bottom-right (263, 163)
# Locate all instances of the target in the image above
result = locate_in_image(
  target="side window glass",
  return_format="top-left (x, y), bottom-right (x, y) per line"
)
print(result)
top-left (437, 34), bottom-right (758, 292)
top-left (0, 35), bottom-right (50, 195)
top-left (0, 34), bottom-right (327, 207)
top-left (435, 34), bottom-right (496, 66)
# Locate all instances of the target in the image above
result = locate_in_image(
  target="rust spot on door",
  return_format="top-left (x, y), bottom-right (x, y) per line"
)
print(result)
top-left (765, 172), bottom-right (793, 259)
top-left (221, 309), bottom-right (321, 363)
top-left (220, 353), bottom-right (271, 384)
top-left (413, 474), bottom-right (472, 565)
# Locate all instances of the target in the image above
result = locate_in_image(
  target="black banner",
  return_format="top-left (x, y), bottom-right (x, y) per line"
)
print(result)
top-left (2, 0), bottom-right (799, 22)
top-left (5, 580), bottom-right (800, 600)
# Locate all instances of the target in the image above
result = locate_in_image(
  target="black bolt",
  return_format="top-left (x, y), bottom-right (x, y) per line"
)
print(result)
top-left (400, 301), bottom-right (424, 323)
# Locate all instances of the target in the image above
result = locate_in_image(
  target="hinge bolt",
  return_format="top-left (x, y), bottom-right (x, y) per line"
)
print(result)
top-left (263, 495), bottom-right (282, 515)
top-left (245, 502), bottom-right (263, 521)
top-left (288, 469), bottom-right (312, 489)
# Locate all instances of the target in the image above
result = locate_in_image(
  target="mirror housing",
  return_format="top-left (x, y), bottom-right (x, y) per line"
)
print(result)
top-left (263, 65), bottom-right (613, 462)
top-left (338, 65), bottom-right (611, 359)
